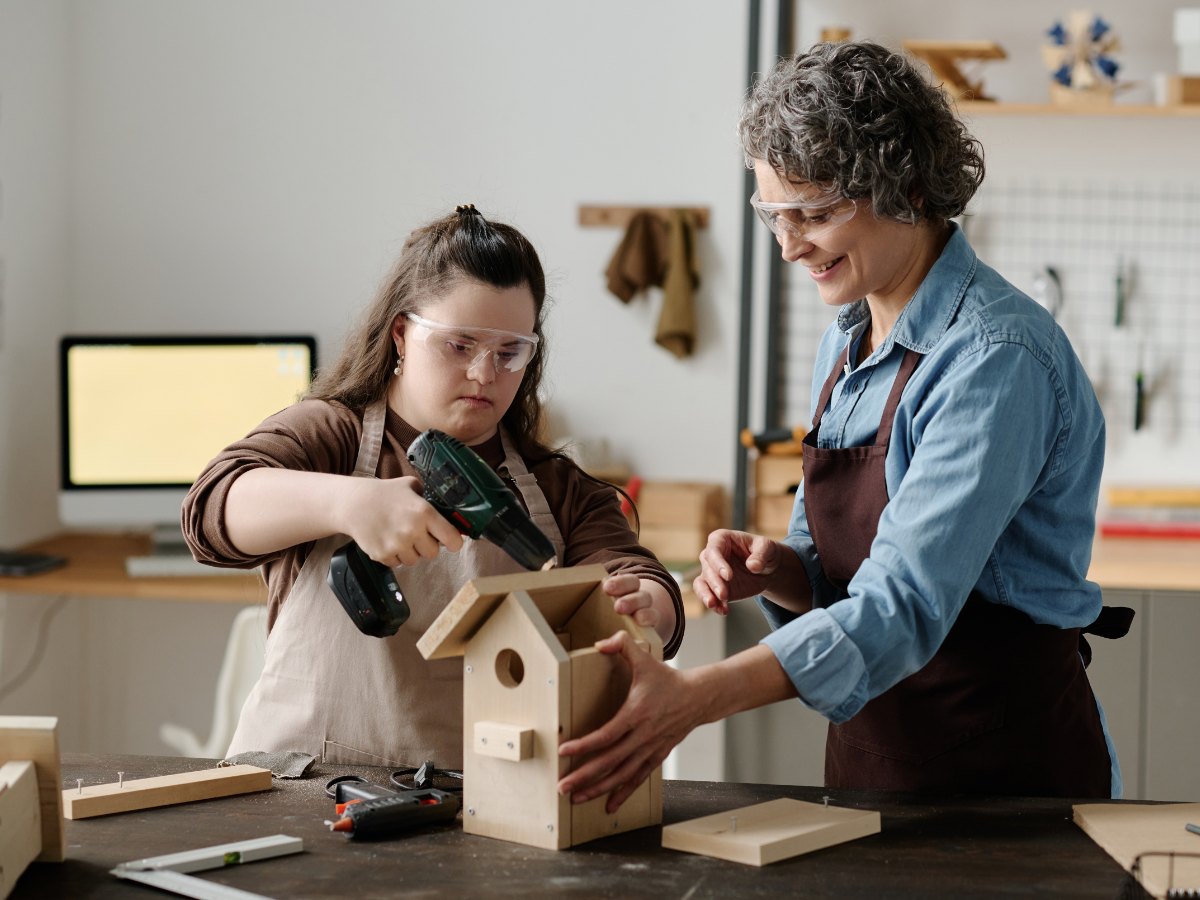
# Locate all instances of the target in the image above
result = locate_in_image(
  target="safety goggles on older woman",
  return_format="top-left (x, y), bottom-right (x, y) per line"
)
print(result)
top-left (405, 313), bottom-right (540, 374)
top-left (750, 189), bottom-right (857, 241)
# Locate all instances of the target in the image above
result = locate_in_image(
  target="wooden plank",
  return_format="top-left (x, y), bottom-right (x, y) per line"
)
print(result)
top-left (0, 533), bottom-right (265, 603)
top-left (568, 648), bottom-right (653, 845)
top-left (1075, 802), bottom-right (1200, 898)
top-left (62, 765), bottom-right (271, 819)
top-left (955, 101), bottom-right (1200, 116)
top-left (418, 565), bottom-right (608, 660)
top-left (561, 584), bottom-right (646, 652)
top-left (662, 798), bottom-right (880, 866)
top-left (1107, 487), bottom-right (1200, 508)
top-left (0, 716), bottom-right (64, 863)
top-left (638, 526), bottom-right (707, 564)
top-left (462, 593), bottom-right (570, 850)
top-left (473, 722), bottom-right (534, 762)
top-left (0, 761), bottom-right (42, 900)
top-left (578, 206), bottom-right (709, 229)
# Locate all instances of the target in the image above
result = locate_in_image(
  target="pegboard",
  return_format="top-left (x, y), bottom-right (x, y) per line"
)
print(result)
top-left (782, 181), bottom-right (1200, 442)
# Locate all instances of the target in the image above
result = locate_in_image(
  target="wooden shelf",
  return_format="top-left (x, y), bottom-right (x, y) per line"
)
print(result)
top-left (0, 532), bottom-right (266, 603)
top-left (1087, 535), bottom-right (1200, 593)
top-left (957, 101), bottom-right (1200, 117)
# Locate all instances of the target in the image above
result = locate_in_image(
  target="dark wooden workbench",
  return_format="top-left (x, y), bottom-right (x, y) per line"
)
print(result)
top-left (14, 753), bottom-right (1129, 899)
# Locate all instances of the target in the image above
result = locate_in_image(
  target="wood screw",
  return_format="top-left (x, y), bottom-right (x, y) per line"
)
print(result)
top-left (481, 737), bottom-right (487, 744)
top-left (467, 808), bottom-right (475, 816)
top-left (506, 742), bottom-right (513, 749)
top-left (76, 779), bottom-right (83, 795)
top-left (465, 665), bottom-right (473, 673)
top-left (731, 815), bottom-right (737, 833)
top-left (118, 772), bottom-right (124, 789)
top-left (823, 796), bottom-right (830, 808)
top-left (546, 824), bottom-right (553, 831)
top-left (547, 678), bottom-right (554, 685)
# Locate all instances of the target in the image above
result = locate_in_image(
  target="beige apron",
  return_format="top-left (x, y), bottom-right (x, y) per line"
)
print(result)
top-left (227, 399), bottom-right (566, 768)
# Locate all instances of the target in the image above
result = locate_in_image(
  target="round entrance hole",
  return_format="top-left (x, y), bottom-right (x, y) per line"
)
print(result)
top-left (495, 649), bottom-right (525, 688)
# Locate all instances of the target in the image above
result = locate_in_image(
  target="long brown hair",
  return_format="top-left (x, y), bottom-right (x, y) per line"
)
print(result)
top-left (309, 209), bottom-right (556, 462)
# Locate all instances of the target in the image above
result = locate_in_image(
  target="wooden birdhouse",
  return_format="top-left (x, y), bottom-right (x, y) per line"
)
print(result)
top-left (417, 564), bottom-right (663, 850)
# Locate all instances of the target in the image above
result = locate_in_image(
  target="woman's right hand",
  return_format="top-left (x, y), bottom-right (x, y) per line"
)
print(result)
top-left (341, 476), bottom-right (464, 568)
top-left (692, 529), bottom-right (786, 616)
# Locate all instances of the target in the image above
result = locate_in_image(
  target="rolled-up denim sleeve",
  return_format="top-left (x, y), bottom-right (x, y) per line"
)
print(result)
top-left (759, 342), bottom-right (1066, 723)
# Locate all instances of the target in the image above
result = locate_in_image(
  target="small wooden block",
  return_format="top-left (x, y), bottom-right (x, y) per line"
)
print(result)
top-left (0, 716), bottom-right (64, 863)
top-left (662, 798), bottom-right (880, 866)
top-left (62, 765), bottom-right (272, 819)
top-left (473, 722), bottom-right (534, 761)
top-left (0, 761), bottom-right (43, 899)
top-left (755, 455), bottom-right (806, 495)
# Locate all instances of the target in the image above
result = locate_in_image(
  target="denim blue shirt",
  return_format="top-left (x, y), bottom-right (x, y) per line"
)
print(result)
top-left (757, 224), bottom-right (1120, 796)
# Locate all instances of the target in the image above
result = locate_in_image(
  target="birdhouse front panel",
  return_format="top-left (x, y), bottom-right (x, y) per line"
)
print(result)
top-left (462, 591), bottom-right (571, 850)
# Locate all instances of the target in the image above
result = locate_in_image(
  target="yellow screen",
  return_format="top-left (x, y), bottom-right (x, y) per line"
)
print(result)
top-left (67, 343), bottom-right (312, 485)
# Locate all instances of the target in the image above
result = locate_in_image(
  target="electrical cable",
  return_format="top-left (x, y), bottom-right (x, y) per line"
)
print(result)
top-left (0, 595), bottom-right (69, 704)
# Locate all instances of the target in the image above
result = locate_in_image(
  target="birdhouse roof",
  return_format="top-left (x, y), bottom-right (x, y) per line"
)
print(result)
top-left (417, 564), bottom-right (610, 660)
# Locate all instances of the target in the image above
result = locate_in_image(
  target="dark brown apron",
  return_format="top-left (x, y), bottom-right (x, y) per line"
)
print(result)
top-left (802, 341), bottom-right (1123, 797)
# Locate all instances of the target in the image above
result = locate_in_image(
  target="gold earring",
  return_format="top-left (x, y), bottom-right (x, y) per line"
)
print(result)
top-left (393, 354), bottom-right (404, 375)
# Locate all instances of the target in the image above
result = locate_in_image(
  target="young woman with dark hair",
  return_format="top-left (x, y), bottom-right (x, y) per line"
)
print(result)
top-left (183, 206), bottom-right (683, 768)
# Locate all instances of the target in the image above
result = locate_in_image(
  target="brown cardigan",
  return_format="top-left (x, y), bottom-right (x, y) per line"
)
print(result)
top-left (182, 399), bottom-right (684, 658)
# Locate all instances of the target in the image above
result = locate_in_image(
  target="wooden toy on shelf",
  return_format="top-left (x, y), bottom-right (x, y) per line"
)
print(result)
top-left (417, 565), bottom-right (662, 850)
top-left (903, 40), bottom-right (1007, 102)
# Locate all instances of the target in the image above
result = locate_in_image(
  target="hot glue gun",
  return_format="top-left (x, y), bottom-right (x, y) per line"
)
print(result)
top-left (327, 428), bottom-right (557, 637)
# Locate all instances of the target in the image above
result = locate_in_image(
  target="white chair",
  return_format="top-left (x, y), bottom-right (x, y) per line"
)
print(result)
top-left (160, 604), bottom-right (269, 759)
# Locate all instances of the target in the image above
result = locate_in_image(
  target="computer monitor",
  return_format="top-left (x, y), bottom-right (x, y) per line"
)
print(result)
top-left (59, 336), bottom-right (317, 529)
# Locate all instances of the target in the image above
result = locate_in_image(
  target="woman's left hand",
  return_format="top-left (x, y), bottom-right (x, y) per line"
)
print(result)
top-left (557, 630), bottom-right (704, 813)
top-left (603, 574), bottom-right (676, 647)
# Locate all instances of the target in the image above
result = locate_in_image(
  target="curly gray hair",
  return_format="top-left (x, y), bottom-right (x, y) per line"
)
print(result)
top-left (738, 41), bottom-right (985, 224)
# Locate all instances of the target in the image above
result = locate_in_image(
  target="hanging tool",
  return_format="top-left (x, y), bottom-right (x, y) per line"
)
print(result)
top-left (110, 834), bottom-right (302, 900)
top-left (1134, 370), bottom-right (1146, 430)
top-left (740, 425), bottom-right (807, 455)
top-left (1114, 256), bottom-right (1127, 327)
top-left (328, 428), bottom-right (557, 638)
top-left (1031, 266), bottom-right (1063, 319)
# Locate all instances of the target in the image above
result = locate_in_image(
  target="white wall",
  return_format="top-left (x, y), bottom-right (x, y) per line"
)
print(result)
top-left (0, 0), bottom-right (72, 546)
top-left (68, 0), bottom-right (750, 484)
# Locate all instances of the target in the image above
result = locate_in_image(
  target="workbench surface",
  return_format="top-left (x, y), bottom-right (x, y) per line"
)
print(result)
top-left (13, 753), bottom-right (1134, 899)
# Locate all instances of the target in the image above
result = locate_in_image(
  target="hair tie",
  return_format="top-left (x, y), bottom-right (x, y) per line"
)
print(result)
top-left (455, 204), bottom-right (481, 217)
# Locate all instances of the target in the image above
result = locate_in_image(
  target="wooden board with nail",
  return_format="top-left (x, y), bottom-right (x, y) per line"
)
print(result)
top-left (62, 764), bottom-right (272, 819)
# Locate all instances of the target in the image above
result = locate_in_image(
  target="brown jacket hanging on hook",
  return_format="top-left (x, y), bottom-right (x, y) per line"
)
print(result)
top-left (655, 209), bottom-right (699, 359)
top-left (605, 211), bottom-right (668, 303)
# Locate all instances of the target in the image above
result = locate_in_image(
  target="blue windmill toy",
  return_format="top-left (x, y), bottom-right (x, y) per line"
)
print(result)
top-left (1043, 11), bottom-right (1123, 104)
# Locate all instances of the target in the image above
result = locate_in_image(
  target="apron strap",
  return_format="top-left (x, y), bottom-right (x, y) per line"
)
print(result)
top-left (497, 428), bottom-right (568, 562)
top-left (811, 341), bottom-right (852, 432)
top-left (873, 349), bottom-right (922, 449)
top-left (352, 400), bottom-right (389, 478)
top-left (810, 342), bottom-right (922, 450)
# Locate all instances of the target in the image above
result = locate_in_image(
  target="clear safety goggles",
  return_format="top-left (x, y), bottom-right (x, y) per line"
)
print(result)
top-left (405, 314), bottom-right (539, 374)
top-left (750, 189), bottom-right (856, 240)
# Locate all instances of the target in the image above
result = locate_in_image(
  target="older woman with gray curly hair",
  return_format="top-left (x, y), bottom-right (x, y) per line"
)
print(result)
top-left (559, 41), bottom-right (1125, 807)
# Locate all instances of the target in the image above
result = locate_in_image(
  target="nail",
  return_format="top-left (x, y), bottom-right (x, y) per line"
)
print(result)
top-left (118, 772), bottom-right (124, 789)
top-left (823, 796), bottom-right (830, 808)
top-left (77, 779), bottom-right (83, 795)
top-left (731, 815), bottom-right (738, 833)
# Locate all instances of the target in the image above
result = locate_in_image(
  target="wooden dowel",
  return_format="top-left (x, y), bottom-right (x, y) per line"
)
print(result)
top-left (578, 206), bottom-right (709, 229)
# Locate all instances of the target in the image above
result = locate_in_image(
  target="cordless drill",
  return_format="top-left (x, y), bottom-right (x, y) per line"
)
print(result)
top-left (327, 428), bottom-right (557, 638)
